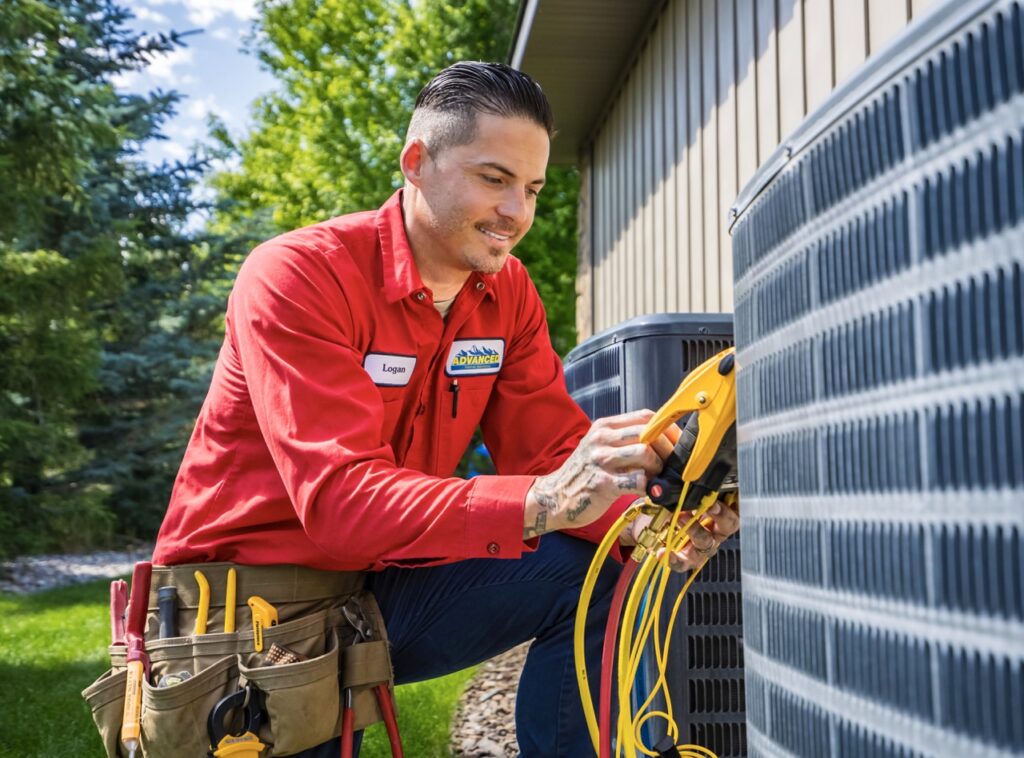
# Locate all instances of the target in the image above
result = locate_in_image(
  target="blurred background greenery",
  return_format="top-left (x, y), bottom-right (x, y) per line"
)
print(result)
top-left (0, 0), bottom-right (578, 560)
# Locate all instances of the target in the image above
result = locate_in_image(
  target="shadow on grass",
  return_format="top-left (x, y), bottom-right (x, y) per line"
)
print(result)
top-left (0, 659), bottom-right (110, 757)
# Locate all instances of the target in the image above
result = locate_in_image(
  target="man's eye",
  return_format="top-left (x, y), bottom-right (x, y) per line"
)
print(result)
top-left (482, 175), bottom-right (502, 184)
top-left (526, 188), bottom-right (539, 198)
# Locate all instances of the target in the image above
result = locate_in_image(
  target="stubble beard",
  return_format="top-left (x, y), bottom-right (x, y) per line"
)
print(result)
top-left (431, 212), bottom-right (515, 276)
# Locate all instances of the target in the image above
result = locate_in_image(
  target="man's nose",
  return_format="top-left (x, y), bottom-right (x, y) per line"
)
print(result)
top-left (496, 189), bottom-right (531, 227)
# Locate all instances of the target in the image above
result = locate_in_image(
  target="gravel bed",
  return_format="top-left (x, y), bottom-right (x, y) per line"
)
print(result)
top-left (450, 642), bottom-right (528, 757)
top-left (0, 544), bottom-right (154, 594)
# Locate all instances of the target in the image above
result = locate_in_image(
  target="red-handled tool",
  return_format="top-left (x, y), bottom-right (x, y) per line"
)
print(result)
top-left (120, 561), bottom-right (152, 758)
top-left (340, 602), bottom-right (403, 758)
top-left (110, 579), bottom-right (128, 645)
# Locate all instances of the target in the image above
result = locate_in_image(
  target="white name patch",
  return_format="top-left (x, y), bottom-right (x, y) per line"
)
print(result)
top-left (445, 338), bottom-right (505, 376)
top-left (364, 353), bottom-right (416, 386)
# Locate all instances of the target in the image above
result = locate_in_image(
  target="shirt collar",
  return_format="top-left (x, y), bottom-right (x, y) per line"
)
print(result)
top-left (376, 189), bottom-right (497, 304)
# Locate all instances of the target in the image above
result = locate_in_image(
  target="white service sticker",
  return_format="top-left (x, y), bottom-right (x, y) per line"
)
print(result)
top-left (445, 338), bottom-right (505, 376)
top-left (364, 353), bottom-right (416, 386)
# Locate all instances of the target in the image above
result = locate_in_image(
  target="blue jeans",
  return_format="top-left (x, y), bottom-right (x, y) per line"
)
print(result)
top-left (296, 532), bottom-right (622, 757)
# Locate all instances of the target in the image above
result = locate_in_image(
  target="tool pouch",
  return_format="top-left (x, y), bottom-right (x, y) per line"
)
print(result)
top-left (82, 564), bottom-right (393, 758)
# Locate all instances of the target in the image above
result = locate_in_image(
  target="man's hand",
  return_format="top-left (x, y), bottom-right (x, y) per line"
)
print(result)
top-left (620, 498), bottom-right (740, 571)
top-left (523, 410), bottom-right (663, 539)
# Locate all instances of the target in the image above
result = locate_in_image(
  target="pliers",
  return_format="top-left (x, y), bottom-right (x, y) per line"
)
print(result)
top-left (340, 601), bottom-right (403, 758)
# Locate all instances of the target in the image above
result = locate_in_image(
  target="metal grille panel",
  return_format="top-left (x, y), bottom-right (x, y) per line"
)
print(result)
top-left (730, 1), bottom-right (1024, 755)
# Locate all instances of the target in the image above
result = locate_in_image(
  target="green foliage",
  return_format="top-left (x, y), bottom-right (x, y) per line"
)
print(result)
top-left (0, 0), bottom-right (229, 556)
top-left (515, 167), bottom-right (579, 355)
top-left (0, 579), bottom-right (477, 757)
top-left (215, 0), bottom-right (578, 350)
top-left (0, 0), bottom-right (580, 557)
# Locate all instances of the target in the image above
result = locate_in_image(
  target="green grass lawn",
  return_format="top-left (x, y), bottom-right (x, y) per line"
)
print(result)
top-left (0, 578), bottom-right (475, 758)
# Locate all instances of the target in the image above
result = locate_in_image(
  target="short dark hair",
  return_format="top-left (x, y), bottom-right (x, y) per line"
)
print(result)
top-left (407, 61), bottom-right (554, 155)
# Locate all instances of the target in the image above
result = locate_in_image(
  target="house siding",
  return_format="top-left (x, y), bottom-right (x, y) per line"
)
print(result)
top-left (579, 0), bottom-right (934, 339)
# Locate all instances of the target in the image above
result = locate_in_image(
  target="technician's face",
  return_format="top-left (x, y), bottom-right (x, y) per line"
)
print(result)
top-left (417, 113), bottom-right (550, 275)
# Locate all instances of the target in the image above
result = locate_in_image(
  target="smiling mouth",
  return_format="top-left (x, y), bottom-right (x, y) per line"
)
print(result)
top-left (477, 225), bottom-right (513, 242)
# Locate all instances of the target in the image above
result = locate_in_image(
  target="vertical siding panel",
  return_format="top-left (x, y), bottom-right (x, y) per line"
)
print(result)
top-left (688, 0), bottom-right (704, 311)
top-left (610, 99), bottom-right (618, 327)
top-left (675, 0), bottom-right (691, 312)
top-left (590, 134), bottom-right (599, 335)
top-left (755, 0), bottom-right (779, 165)
top-left (621, 98), bottom-right (630, 325)
top-left (717, 0), bottom-right (738, 311)
top-left (619, 94), bottom-right (629, 325)
top-left (653, 17), bottom-right (667, 314)
top-left (627, 71), bottom-right (638, 322)
top-left (910, 0), bottom-right (935, 20)
top-left (598, 134), bottom-right (608, 331)
top-left (635, 52), bottom-right (645, 323)
top-left (664, 1), bottom-right (679, 314)
top-left (633, 67), bottom-right (644, 321)
top-left (577, 147), bottom-right (592, 342)
top-left (736, 0), bottom-right (760, 189)
top-left (702, 0), bottom-right (720, 311)
top-left (590, 137), bottom-right (601, 337)
top-left (833, 0), bottom-right (868, 86)
top-left (642, 41), bottom-right (656, 315)
top-left (803, 0), bottom-right (835, 114)
top-left (777, 0), bottom-right (805, 137)
top-left (868, 0), bottom-right (908, 54)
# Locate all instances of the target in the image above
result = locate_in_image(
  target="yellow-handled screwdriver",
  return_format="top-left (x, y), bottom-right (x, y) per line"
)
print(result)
top-left (194, 570), bottom-right (210, 635)
top-left (224, 568), bottom-right (237, 633)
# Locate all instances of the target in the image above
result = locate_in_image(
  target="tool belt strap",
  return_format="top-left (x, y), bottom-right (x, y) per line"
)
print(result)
top-left (342, 640), bottom-right (392, 688)
top-left (148, 562), bottom-right (366, 611)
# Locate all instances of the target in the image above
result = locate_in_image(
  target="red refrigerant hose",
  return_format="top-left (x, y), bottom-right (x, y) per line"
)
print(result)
top-left (599, 559), bottom-right (639, 758)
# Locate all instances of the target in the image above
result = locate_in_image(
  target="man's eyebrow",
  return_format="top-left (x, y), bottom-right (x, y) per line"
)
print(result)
top-left (478, 161), bottom-right (546, 186)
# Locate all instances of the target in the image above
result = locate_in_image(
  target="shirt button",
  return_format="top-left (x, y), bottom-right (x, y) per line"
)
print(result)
top-left (486, 542), bottom-right (500, 555)
top-left (475, 282), bottom-right (485, 291)
top-left (415, 292), bottom-right (426, 301)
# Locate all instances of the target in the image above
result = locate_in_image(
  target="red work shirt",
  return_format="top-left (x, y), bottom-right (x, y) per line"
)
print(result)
top-left (154, 190), bottom-right (629, 571)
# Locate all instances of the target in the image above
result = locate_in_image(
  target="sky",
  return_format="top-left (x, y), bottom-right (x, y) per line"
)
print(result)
top-left (112, 0), bottom-right (277, 165)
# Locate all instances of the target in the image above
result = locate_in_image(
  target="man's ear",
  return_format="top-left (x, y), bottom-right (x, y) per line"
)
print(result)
top-left (400, 139), bottom-right (429, 186)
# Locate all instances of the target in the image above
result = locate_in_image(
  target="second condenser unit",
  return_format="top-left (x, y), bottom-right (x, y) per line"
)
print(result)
top-left (563, 313), bottom-right (745, 757)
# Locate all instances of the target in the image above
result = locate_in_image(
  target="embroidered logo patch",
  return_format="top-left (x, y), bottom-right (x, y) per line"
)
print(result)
top-left (364, 353), bottom-right (416, 386)
top-left (445, 339), bottom-right (504, 376)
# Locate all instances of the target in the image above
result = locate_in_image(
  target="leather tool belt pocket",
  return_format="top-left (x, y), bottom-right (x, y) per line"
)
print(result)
top-left (81, 563), bottom-right (392, 757)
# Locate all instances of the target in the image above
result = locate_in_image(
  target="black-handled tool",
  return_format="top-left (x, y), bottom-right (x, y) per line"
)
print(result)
top-left (158, 585), bottom-right (178, 639)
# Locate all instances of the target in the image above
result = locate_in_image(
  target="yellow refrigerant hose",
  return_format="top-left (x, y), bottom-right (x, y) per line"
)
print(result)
top-left (574, 347), bottom-right (738, 758)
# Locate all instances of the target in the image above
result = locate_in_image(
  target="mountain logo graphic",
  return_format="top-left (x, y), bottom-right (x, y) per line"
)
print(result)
top-left (450, 345), bottom-right (501, 370)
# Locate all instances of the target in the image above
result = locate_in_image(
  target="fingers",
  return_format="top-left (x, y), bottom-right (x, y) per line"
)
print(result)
top-left (685, 517), bottom-right (717, 553)
top-left (703, 500), bottom-right (740, 539)
top-left (662, 421), bottom-right (682, 446)
top-left (612, 470), bottom-right (648, 496)
top-left (595, 409), bottom-right (655, 430)
top-left (655, 547), bottom-right (692, 572)
top-left (649, 431), bottom-right (675, 460)
top-left (665, 500), bottom-right (740, 573)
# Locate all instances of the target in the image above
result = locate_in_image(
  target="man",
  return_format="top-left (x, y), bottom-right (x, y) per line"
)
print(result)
top-left (154, 62), bottom-right (738, 756)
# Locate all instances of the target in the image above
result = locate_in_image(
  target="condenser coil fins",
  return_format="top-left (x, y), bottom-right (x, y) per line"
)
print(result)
top-left (564, 314), bottom-right (747, 756)
top-left (730, 0), bottom-right (1024, 756)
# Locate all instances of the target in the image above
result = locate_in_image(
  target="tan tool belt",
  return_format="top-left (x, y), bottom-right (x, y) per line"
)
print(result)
top-left (81, 563), bottom-right (393, 758)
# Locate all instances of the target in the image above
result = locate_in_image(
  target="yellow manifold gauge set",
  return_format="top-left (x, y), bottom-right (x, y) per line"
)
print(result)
top-left (574, 347), bottom-right (739, 758)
